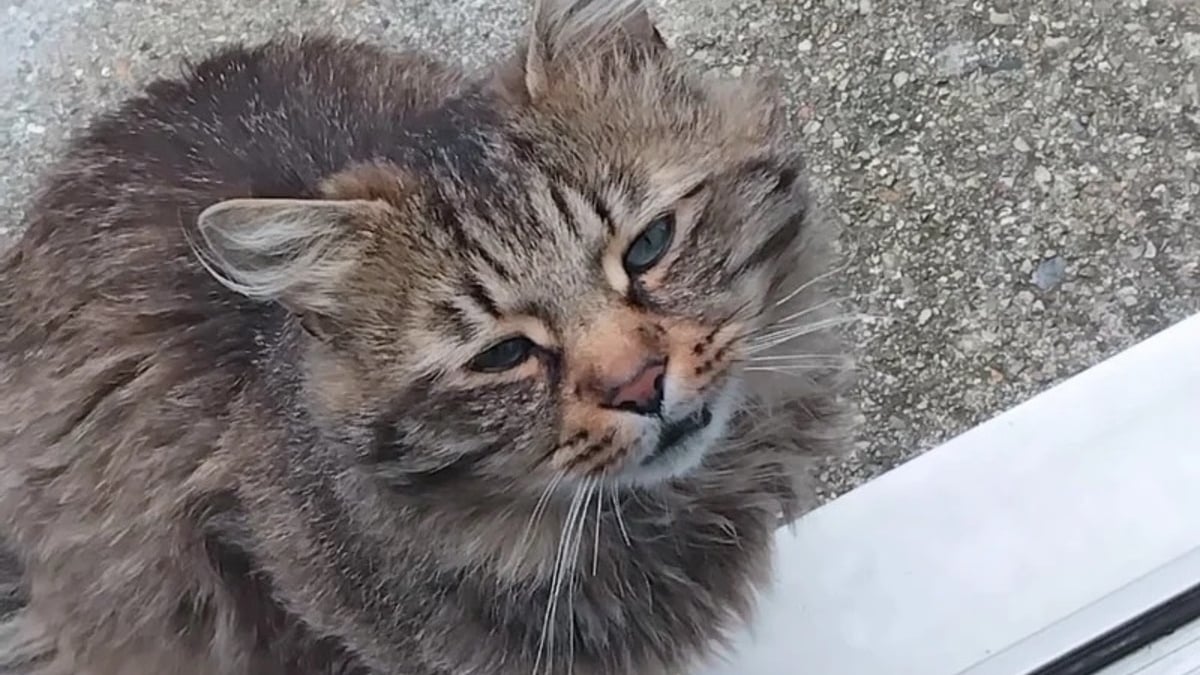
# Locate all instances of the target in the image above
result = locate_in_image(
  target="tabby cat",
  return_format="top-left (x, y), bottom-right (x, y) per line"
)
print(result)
top-left (0, 0), bottom-right (852, 673)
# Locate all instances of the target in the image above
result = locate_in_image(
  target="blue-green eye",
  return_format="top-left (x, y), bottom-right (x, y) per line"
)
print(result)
top-left (623, 214), bottom-right (675, 275)
top-left (469, 336), bottom-right (535, 373)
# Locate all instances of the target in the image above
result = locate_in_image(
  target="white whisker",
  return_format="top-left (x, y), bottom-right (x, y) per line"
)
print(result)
top-left (535, 480), bottom-right (588, 675)
top-left (744, 366), bottom-right (835, 377)
top-left (566, 479), bottom-right (596, 675)
top-left (748, 315), bottom-right (867, 354)
top-left (518, 471), bottom-right (566, 562)
top-left (772, 255), bottom-right (858, 307)
top-left (611, 486), bottom-right (631, 547)
top-left (592, 480), bottom-right (604, 575)
top-left (761, 296), bottom-right (847, 333)
top-left (748, 354), bottom-right (849, 362)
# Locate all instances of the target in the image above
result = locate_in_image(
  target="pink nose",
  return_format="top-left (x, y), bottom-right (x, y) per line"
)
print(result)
top-left (603, 360), bottom-right (666, 416)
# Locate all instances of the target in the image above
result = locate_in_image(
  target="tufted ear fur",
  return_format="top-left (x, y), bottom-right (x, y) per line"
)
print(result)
top-left (521, 0), bottom-right (667, 100)
top-left (192, 198), bottom-right (384, 322)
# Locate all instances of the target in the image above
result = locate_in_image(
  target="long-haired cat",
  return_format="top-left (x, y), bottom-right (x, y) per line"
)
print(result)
top-left (0, 1), bottom-right (852, 673)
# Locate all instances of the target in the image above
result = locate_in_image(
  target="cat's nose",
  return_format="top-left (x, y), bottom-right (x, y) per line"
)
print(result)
top-left (601, 359), bottom-right (666, 416)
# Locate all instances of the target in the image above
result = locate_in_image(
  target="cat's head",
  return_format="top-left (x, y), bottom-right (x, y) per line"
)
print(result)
top-left (194, 0), bottom-right (837, 496)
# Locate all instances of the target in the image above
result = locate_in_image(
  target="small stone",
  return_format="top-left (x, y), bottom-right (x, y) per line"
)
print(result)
top-left (25, 122), bottom-right (46, 135)
top-left (803, 119), bottom-right (822, 135)
top-left (859, 0), bottom-right (873, 13)
top-left (1182, 32), bottom-right (1200, 60)
top-left (729, 65), bottom-right (745, 77)
top-left (989, 10), bottom-right (1016, 26)
top-left (878, 187), bottom-right (904, 204)
top-left (1044, 35), bottom-right (1070, 50)
top-left (797, 39), bottom-right (813, 52)
top-left (1034, 165), bottom-right (1053, 184)
top-left (917, 308), bottom-right (933, 326)
top-left (1013, 136), bottom-right (1031, 153)
top-left (1016, 290), bottom-right (1036, 306)
top-left (1033, 255), bottom-right (1067, 291)
top-left (935, 42), bottom-right (975, 78)
top-left (892, 71), bottom-right (911, 87)
top-left (988, 367), bottom-right (1006, 384)
top-left (1117, 287), bottom-right (1139, 307)
top-left (1143, 240), bottom-right (1158, 259)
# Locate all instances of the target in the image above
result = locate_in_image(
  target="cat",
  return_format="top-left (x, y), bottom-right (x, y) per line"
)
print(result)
top-left (0, 0), bottom-right (853, 673)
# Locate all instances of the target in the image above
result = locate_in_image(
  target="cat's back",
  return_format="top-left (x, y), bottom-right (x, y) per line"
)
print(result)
top-left (12, 35), bottom-right (466, 263)
top-left (0, 34), bottom-right (465, 563)
top-left (1, 34), bottom-right (466, 395)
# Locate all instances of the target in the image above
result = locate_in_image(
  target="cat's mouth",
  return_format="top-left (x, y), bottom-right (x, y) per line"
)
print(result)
top-left (615, 385), bottom-right (736, 487)
top-left (642, 406), bottom-right (713, 466)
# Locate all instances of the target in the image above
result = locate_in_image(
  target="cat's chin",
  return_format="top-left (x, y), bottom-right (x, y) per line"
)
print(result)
top-left (613, 387), bottom-right (738, 488)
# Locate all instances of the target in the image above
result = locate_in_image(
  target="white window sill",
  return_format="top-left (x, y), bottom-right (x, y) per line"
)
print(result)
top-left (700, 313), bottom-right (1200, 675)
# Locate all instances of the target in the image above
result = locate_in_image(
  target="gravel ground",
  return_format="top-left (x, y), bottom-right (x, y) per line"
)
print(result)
top-left (2, 0), bottom-right (1198, 499)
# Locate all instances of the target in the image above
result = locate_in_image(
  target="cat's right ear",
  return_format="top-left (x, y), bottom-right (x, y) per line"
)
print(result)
top-left (193, 198), bottom-right (384, 322)
top-left (516, 0), bottom-right (667, 100)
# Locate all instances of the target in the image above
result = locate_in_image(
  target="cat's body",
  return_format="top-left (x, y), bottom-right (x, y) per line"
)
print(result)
top-left (0, 2), bottom-right (851, 674)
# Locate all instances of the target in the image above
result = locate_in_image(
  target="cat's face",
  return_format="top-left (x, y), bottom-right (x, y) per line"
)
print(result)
top-left (195, 0), bottom-right (815, 495)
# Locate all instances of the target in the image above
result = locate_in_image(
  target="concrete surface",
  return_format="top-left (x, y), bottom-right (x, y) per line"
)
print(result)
top-left (2, 0), bottom-right (1198, 498)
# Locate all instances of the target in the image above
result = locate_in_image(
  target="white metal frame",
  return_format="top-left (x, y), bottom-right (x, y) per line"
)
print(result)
top-left (699, 313), bottom-right (1200, 675)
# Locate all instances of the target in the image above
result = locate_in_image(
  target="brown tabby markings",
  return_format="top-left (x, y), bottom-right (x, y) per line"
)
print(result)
top-left (0, 1), bottom-right (854, 674)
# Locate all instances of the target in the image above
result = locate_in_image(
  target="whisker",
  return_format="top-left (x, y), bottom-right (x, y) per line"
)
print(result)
top-left (748, 354), bottom-right (850, 362)
top-left (744, 366), bottom-right (837, 377)
top-left (517, 471), bottom-right (566, 561)
top-left (566, 478), bottom-right (596, 675)
top-left (761, 296), bottom-right (848, 332)
top-left (591, 480), bottom-right (604, 575)
top-left (611, 486), bottom-right (631, 547)
top-left (716, 297), bottom-right (756, 330)
top-left (772, 257), bottom-right (856, 308)
top-left (747, 315), bottom-right (868, 354)
top-left (535, 480), bottom-right (587, 675)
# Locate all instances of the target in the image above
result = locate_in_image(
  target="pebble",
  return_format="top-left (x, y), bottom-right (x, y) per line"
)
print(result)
top-left (25, 122), bottom-right (46, 135)
top-left (1034, 166), bottom-right (1053, 184)
top-left (1032, 256), bottom-right (1067, 291)
top-left (1143, 240), bottom-right (1158, 259)
top-left (1012, 136), bottom-right (1031, 153)
top-left (1116, 287), bottom-right (1140, 307)
top-left (989, 10), bottom-right (1017, 26)
top-left (892, 71), bottom-right (911, 87)
top-left (798, 39), bottom-right (813, 53)
top-left (1044, 35), bottom-right (1070, 50)
top-left (917, 308), bottom-right (933, 326)
top-left (934, 42), bottom-right (975, 78)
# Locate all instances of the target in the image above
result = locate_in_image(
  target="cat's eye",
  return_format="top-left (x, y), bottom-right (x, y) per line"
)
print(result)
top-left (623, 214), bottom-right (675, 275)
top-left (468, 336), bottom-right (536, 373)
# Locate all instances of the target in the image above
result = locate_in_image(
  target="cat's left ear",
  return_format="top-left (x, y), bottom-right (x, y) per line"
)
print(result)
top-left (191, 198), bottom-right (384, 321)
top-left (519, 0), bottom-right (667, 99)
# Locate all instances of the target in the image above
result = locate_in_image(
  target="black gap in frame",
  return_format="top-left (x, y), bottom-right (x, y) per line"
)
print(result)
top-left (1026, 581), bottom-right (1200, 675)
